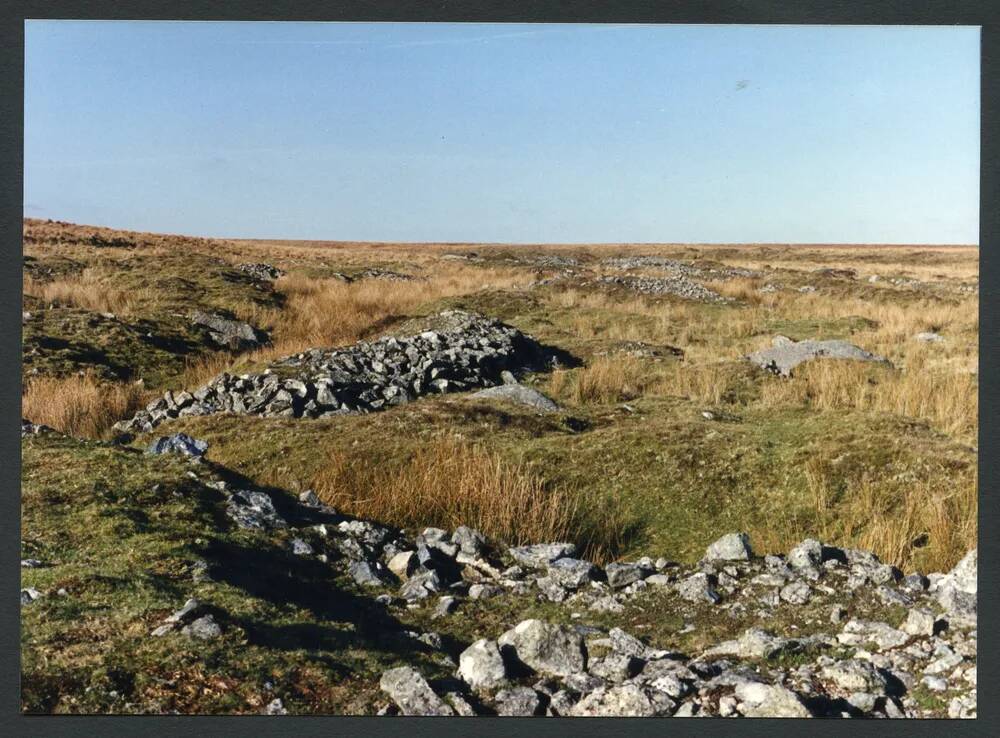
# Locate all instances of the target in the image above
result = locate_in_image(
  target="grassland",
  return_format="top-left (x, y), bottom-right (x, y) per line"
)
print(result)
top-left (22, 218), bottom-right (978, 571)
top-left (20, 218), bottom-right (978, 714)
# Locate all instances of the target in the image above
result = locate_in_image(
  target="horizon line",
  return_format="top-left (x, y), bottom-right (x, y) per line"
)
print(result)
top-left (23, 217), bottom-right (979, 249)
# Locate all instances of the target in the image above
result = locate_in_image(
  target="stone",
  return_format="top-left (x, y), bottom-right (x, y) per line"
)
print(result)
top-left (165, 598), bottom-right (202, 624)
top-left (471, 384), bottom-right (560, 413)
top-left (468, 583), bottom-right (503, 600)
top-left (704, 628), bottom-right (794, 660)
top-left (379, 666), bottom-right (453, 716)
top-left (570, 684), bottom-right (675, 717)
top-left (494, 687), bottom-right (543, 716)
top-left (608, 627), bottom-right (649, 658)
top-left (451, 526), bottom-right (486, 557)
top-left (146, 433), bottom-right (208, 457)
top-left (747, 337), bottom-right (890, 377)
top-left (914, 332), bottom-right (945, 343)
top-left (264, 698), bottom-right (287, 715)
top-left (387, 551), bottom-right (418, 580)
top-left (498, 619), bottom-right (587, 677)
top-left (735, 682), bottom-right (811, 718)
top-left (837, 620), bottom-right (910, 650)
top-left (547, 557), bottom-right (598, 589)
top-left (298, 489), bottom-right (321, 506)
top-left (444, 692), bottom-right (477, 716)
top-left (780, 580), bottom-right (812, 605)
top-left (900, 608), bottom-right (937, 637)
top-left (605, 562), bottom-right (646, 589)
top-left (820, 660), bottom-right (887, 694)
top-left (935, 549), bottom-right (977, 626)
top-left (190, 310), bottom-right (266, 350)
top-left (226, 489), bottom-right (287, 530)
top-left (459, 639), bottom-right (508, 691)
top-left (508, 543), bottom-right (576, 568)
top-left (290, 538), bottom-right (313, 556)
top-left (349, 560), bottom-right (392, 588)
top-left (587, 654), bottom-right (644, 682)
top-left (399, 570), bottom-right (442, 601)
top-left (704, 532), bottom-right (753, 561)
top-left (20, 588), bottom-right (42, 605)
top-left (921, 675), bottom-right (948, 692)
top-left (676, 573), bottom-right (721, 604)
top-left (432, 596), bottom-right (458, 619)
top-left (181, 614), bottom-right (223, 640)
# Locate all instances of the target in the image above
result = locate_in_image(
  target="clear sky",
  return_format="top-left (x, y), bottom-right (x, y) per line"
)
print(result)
top-left (24, 22), bottom-right (980, 244)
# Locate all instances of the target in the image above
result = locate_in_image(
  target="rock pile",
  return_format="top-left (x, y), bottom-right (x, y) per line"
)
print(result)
top-left (603, 256), bottom-right (756, 280)
top-left (596, 275), bottom-right (730, 304)
top-left (190, 311), bottom-right (268, 351)
top-left (360, 527), bottom-right (976, 718)
top-left (356, 268), bottom-right (417, 282)
top-left (140, 461), bottom-right (977, 718)
top-left (237, 262), bottom-right (285, 281)
top-left (747, 336), bottom-right (891, 377)
top-left (115, 311), bottom-right (562, 433)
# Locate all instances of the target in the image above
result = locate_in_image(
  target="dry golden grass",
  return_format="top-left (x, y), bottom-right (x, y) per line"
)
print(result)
top-left (264, 267), bottom-right (530, 352)
top-left (306, 438), bottom-right (630, 563)
top-left (756, 361), bottom-right (977, 439)
top-left (22, 374), bottom-right (151, 439)
top-left (23, 272), bottom-right (142, 316)
top-left (744, 460), bottom-right (976, 574)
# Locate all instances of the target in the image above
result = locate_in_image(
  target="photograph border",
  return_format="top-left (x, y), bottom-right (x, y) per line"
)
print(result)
top-left (1, 1), bottom-right (995, 736)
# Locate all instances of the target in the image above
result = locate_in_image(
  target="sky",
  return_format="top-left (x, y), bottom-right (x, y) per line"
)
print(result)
top-left (24, 22), bottom-right (980, 244)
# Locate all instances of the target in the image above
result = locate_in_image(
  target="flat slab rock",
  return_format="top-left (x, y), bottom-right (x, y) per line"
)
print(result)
top-left (747, 336), bottom-right (890, 377)
top-left (471, 384), bottom-right (560, 413)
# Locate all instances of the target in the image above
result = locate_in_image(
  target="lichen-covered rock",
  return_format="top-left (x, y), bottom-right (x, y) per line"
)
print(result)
top-left (570, 684), bottom-right (675, 716)
top-left (458, 639), bottom-right (508, 691)
top-left (471, 384), bottom-right (560, 413)
top-left (498, 620), bottom-right (586, 677)
top-left (379, 666), bottom-right (453, 716)
top-left (747, 336), bottom-right (890, 376)
top-left (704, 532), bottom-right (753, 561)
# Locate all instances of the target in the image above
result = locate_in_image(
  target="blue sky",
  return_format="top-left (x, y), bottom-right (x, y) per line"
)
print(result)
top-left (24, 22), bottom-right (979, 244)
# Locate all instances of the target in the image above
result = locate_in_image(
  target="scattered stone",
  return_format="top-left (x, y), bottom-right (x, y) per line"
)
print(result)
top-left (181, 614), bottom-right (223, 640)
top-left (379, 666), bottom-right (453, 716)
top-left (146, 433), bottom-right (208, 458)
top-left (704, 532), bottom-right (753, 561)
top-left (676, 573), bottom-right (721, 604)
top-left (238, 262), bottom-right (284, 281)
top-left (498, 620), bottom-right (586, 677)
top-left (735, 682), bottom-right (811, 718)
top-left (780, 580), bottom-right (812, 605)
top-left (191, 310), bottom-right (266, 351)
top-left (900, 608), bottom-right (937, 637)
top-left (264, 698), bottom-right (287, 715)
top-left (494, 687), bottom-right (543, 716)
top-left (459, 639), bottom-right (508, 691)
top-left (509, 543), bottom-right (576, 568)
top-left (433, 596), bottom-right (458, 619)
top-left (570, 684), bottom-right (674, 717)
top-left (914, 332), bottom-right (945, 343)
top-left (468, 583), bottom-right (503, 600)
top-left (226, 489), bottom-right (287, 530)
